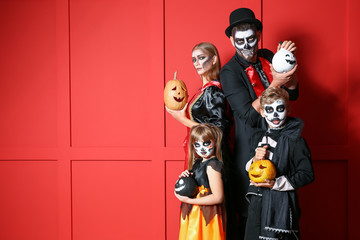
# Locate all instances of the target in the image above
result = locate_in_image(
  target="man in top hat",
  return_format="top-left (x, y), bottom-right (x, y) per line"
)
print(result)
top-left (219, 7), bottom-right (299, 239)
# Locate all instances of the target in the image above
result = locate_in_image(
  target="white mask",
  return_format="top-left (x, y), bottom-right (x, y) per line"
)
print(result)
top-left (193, 139), bottom-right (214, 159)
top-left (233, 29), bottom-right (258, 61)
top-left (263, 99), bottom-right (287, 128)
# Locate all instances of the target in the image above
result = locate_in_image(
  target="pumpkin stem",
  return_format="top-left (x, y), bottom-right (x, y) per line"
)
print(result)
top-left (174, 71), bottom-right (177, 80)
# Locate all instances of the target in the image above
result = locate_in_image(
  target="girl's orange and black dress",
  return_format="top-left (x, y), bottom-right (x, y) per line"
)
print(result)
top-left (179, 157), bottom-right (226, 240)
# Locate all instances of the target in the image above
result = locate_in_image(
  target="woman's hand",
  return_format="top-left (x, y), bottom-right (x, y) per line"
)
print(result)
top-left (165, 103), bottom-right (199, 128)
top-left (165, 103), bottom-right (188, 122)
top-left (250, 179), bottom-right (275, 189)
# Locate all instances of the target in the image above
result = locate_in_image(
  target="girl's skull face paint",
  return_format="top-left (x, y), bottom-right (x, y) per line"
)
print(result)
top-left (233, 29), bottom-right (258, 61)
top-left (263, 99), bottom-right (287, 128)
top-left (193, 139), bottom-right (214, 159)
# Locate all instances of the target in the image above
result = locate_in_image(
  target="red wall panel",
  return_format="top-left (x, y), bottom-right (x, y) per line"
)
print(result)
top-left (70, 0), bottom-right (156, 147)
top-left (0, 161), bottom-right (58, 240)
top-left (72, 160), bottom-right (152, 240)
top-left (0, 0), bottom-right (57, 147)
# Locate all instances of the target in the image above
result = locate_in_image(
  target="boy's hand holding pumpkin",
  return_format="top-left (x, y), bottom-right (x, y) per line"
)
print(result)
top-left (254, 145), bottom-right (268, 161)
top-left (251, 179), bottom-right (275, 189)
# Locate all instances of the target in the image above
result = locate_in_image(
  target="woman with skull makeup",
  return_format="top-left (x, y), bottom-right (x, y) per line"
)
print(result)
top-left (166, 42), bottom-right (231, 140)
top-left (220, 8), bottom-right (300, 239)
top-left (175, 123), bottom-right (226, 240)
top-left (166, 42), bottom-right (232, 166)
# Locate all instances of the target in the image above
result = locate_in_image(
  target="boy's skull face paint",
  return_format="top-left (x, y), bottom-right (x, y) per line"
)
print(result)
top-left (193, 139), bottom-right (214, 159)
top-left (233, 29), bottom-right (258, 61)
top-left (264, 99), bottom-right (287, 128)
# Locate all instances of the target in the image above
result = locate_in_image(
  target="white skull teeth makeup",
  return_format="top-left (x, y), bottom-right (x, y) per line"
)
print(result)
top-left (234, 29), bottom-right (258, 60)
top-left (263, 99), bottom-right (287, 128)
top-left (193, 139), bottom-right (215, 159)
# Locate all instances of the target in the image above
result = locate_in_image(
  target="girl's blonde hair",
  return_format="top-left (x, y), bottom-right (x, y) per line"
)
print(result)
top-left (192, 42), bottom-right (221, 81)
top-left (187, 123), bottom-right (223, 169)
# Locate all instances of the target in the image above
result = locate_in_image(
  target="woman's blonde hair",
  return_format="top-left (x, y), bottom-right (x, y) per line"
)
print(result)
top-left (192, 42), bottom-right (221, 81)
top-left (187, 123), bottom-right (223, 169)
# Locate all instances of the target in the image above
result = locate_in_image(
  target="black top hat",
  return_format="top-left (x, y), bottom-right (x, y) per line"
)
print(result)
top-left (225, 8), bottom-right (263, 38)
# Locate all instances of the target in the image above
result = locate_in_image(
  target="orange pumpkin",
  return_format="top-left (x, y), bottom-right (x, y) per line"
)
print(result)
top-left (249, 160), bottom-right (276, 183)
top-left (164, 71), bottom-right (188, 110)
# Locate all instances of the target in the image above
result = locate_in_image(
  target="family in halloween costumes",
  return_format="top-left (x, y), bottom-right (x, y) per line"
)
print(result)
top-left (167, 7), bottom-right (314, 240)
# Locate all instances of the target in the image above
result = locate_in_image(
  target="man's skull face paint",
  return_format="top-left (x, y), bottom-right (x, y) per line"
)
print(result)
top-left (263, 99), bottom-right (287, 128)
top-left (233, 28), bottom-right (258, 62)
top-left (193, 138), bottom-right (215, 159)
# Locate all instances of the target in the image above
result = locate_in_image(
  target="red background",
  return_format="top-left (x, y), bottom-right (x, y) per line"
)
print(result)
top-left (0, 0), bottom-right (359, 239)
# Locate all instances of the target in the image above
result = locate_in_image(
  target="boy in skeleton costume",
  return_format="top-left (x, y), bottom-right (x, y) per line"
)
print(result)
top-left (219, 8), bottom-right (299, 239)
top-left (244, 87), bottom-right (314, 240)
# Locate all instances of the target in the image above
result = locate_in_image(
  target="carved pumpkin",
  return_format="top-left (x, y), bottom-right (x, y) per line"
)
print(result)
top-left (175, 176), bottom-right (198, 197)
top-left (249, 160), bottom-right (276, 183)
top-left (272, 48), bottom-right (296, 73)
top-left (164, 71), bottom-right (188, 110)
